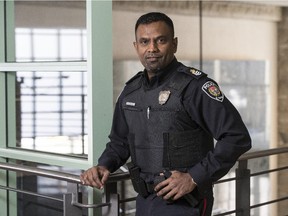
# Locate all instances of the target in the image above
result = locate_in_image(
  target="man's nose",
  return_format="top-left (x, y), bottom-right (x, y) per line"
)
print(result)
top-left (148, 41), bottom-right (158, 52)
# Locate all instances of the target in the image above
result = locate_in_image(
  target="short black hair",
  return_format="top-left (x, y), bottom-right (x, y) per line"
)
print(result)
top-left (135, 12), bottom-right (174, 37)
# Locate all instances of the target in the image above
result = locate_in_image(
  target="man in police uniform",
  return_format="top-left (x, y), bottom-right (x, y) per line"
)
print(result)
top-left (80, 12), bottom-right (251, 216)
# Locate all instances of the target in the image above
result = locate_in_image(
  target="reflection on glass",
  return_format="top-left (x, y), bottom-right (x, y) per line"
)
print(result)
top-left (14, 160), bottom-right (85, 216)
top-left (15, 28), bottom-right (87, 62)
top-left (16, 71), bottom-right (87, 156)
top-left (12, 1), bottom-right (88, 155)
top-left (13, 1), bottom-right (86, 62)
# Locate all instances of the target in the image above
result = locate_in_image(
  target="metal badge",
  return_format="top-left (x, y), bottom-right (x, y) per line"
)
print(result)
top-left (159, 90), bottom-right (171, 105)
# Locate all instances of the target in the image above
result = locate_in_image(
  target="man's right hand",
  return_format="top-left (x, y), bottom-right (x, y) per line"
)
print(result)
top-left (80, 166), bottom-right (110, 189)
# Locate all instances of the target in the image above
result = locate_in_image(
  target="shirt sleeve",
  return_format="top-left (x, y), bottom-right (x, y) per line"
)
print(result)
top-left (97, 93), bottom-right (130, 173)
top-left (183, 77), bottom-right (252, 188)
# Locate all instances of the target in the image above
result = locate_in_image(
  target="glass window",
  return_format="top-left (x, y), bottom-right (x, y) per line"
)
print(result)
top-left (12, 1), bottom-right (86, 62)
top-left (5, 1), bottom-right (88, 156)
top-left (14, 71), bottom-right (87, 156)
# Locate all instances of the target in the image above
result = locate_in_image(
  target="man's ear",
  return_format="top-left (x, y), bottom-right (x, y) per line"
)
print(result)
top-left (173, 37), bottom-right (178, 53)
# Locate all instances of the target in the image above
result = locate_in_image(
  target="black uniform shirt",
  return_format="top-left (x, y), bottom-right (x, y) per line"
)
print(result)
top-left (98, 58), bottom-right (251, 188)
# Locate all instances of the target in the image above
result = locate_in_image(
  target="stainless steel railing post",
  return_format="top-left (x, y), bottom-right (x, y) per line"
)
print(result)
top-left (235, 159), bottom-right (251, 216)
top-left (102, 181), bottom-right (119, 216)
top-left (64, 182), bottom-right (82, 216)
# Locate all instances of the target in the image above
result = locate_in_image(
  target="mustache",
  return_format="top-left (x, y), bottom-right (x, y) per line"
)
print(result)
top-left (146, 54), bottom-right (162, 58)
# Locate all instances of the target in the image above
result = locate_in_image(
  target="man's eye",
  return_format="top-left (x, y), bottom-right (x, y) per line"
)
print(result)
top-left (140, 40), bottom-right (149, 46)
top-left (157, 38), bottom-right (167, 44)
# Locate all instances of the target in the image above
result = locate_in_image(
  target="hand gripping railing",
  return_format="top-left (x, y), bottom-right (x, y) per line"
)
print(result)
top-left (0, 161), bottom-right (131, 216)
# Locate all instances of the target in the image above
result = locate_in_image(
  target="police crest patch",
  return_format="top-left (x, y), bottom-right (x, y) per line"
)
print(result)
top-left (159, 90), bottom-right (171, 105)
top-left (202, 81), bottom-right (224, 102)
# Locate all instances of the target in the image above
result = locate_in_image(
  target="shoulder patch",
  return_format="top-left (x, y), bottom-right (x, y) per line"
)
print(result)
top-left (177, 65), bottom-right (207, 80)
top-left (125, 71), bottom-right (143, 85)
top-left (202, 81), bottom-right (224, 102)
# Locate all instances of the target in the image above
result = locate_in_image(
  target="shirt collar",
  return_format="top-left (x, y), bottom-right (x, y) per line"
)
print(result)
top-left (143, 58), bottom-right (180, 88)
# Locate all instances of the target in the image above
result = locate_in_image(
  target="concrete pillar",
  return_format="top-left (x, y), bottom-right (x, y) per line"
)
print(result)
top-left (277, 7), bottom-right (288, 216)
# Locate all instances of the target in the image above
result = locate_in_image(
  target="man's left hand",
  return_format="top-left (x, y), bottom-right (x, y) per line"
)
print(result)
top-left (154, 171), bottom-right (197, 201)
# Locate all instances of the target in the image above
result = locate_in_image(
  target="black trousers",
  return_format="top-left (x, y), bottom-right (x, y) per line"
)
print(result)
top-left (135, 194), bottom-right (214, 216)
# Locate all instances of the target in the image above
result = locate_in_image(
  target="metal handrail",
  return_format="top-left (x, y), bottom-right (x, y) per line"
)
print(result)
top-left (0, 147), bottom-right (287, 185)
top-left (0, 161), bottom-right (131, 211)
top-left (0, 161), bottom-right (130, 184)
top-left (0, 184), bottom-right (63, 202)
top-left (239, 146), bottom-right (288, 160)
top-left (0, 161), bottom-right (81, 183)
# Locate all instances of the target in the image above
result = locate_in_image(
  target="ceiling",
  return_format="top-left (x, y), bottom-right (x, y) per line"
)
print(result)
top-left (215, 0), bottom-right (288, 7)
top-left (15, 0), bottom-right (288, 8)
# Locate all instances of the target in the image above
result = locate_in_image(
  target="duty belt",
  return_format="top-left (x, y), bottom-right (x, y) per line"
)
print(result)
top-left (143, 171), bottom-right (171, 194)
top-left (126, 162), bottom-right (199, 207)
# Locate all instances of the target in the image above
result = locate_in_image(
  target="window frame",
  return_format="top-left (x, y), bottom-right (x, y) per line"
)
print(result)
top-left (0, 0), bottom-right (113, 170)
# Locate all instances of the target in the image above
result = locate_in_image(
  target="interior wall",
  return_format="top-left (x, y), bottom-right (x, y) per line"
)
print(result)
top-left (113, 11), bottom-right (277, 61)
top-left (15, 2), bottom-right (86, 28)
top-left (277, 7), bottom-right (288, 216)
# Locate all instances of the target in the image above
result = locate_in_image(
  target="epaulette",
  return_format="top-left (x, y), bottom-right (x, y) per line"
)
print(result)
top-left (122, 71), bottom-right (143, 97)
top-left (125, 71), bottom-right (144, 85)
top-left (177, 65), bottom-right (207, 80)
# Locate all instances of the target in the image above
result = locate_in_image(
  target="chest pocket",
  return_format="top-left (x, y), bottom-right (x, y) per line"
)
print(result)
top-left (122, 103), bottom-right (146, 132)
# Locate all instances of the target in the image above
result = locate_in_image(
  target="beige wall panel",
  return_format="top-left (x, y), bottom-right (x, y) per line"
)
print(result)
top-left (113, 11), bottom-right (277, 63)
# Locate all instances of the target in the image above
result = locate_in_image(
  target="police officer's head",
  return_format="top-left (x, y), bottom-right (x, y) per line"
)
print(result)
top-left (135, 12), bottom-right (175, 38)
top-left (133, 12), bottom-right (178, 78)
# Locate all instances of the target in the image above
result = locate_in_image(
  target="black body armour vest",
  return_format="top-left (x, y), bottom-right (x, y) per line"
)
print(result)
top-left (122, 65), bottom-right (214, 174)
